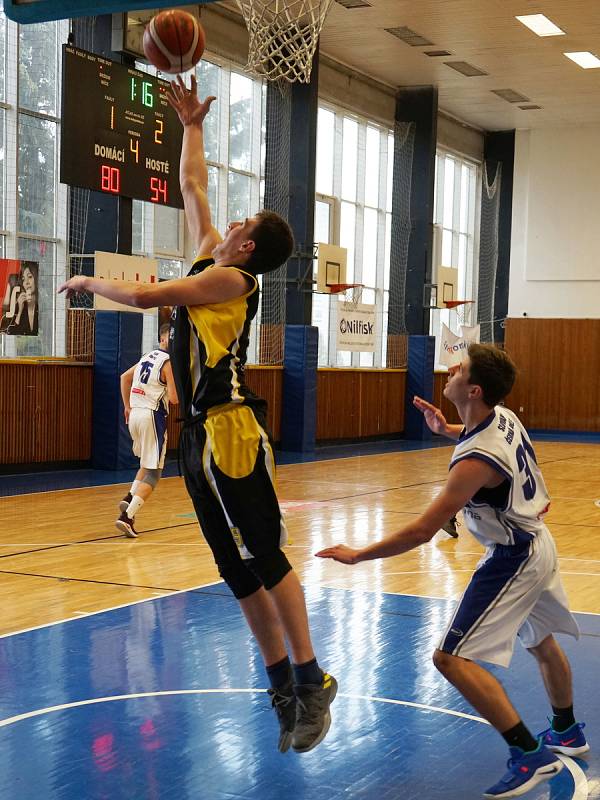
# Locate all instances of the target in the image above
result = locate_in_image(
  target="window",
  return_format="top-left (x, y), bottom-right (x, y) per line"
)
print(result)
top-left (431, 150), bottom-right (480, 368)
top-left (0, 10), bottom-right (69, 358)
top-left (135, 55), bottom-right (265, 360)
top-left (314, 105), bottom-right (394, 367)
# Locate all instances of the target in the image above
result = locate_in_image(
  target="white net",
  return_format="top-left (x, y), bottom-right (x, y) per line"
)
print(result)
top-left (260, 80), bottom-right (291, 363)
top-left (478, 161), bottom-right (501, 343)
top-left (387, 120), bottom-right (414, 367)
top-left (235, 0), bottom-right (334, 83)
top-left (66, 16), bottom-right (98, 360)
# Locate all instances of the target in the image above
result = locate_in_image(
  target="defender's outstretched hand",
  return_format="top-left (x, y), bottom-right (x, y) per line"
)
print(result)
top-left (166, 74), bottom-right (216, 127)
top-left (413, 396), bottom-right (448, 435)
top-left (315, 544), bottom-right (361, 565)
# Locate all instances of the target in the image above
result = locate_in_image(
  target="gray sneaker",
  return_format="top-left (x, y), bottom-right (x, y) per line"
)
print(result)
top-left (442, 516), bottom-right (459, 538)
top-left (267, 681), bottom-right (296, 753)
top-left (292, 672), bottom-right (337, 753)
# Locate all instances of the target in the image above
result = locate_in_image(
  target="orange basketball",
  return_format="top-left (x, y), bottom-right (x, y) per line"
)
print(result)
top-left (143, 9), bottom-right (205, 75)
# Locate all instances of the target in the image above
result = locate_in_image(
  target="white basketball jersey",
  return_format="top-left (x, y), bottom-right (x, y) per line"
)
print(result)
top-left (450, 406), bottom-right (550, 548)
top-left (130, 349), bottom-right (170, 414)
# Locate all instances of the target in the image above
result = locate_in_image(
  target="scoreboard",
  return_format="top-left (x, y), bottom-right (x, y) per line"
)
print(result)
top-left (60, 45), bottom-right (184, 209)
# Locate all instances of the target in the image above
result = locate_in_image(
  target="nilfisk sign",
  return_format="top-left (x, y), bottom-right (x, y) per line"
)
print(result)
top-left (336, 302), bottom-right (376, 352)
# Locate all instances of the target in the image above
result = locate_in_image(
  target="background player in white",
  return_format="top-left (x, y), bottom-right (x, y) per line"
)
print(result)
top-left (117, 323), bottom-right (178, 538)
top-left (317, 343), bottom-right (588, 799)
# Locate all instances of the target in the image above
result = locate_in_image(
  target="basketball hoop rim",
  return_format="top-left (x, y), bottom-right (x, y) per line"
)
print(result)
top-left (328, 283), bottom-right (363, 294)
top-left (443, 299), bottom-right (474, 310)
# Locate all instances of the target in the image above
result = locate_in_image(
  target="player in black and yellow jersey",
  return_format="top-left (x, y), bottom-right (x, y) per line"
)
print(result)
top-left (59, 74), bottom-right (336, 755)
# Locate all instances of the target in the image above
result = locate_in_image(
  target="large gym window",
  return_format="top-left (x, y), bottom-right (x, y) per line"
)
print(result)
top-left (0, 10), bottom-right (69, 359)
top-left (133, 54), bottom-right (265, 360)
top-left (431, 149), bottom-right (480, 368)
top-left (313, 105), bottom-right (394, 368)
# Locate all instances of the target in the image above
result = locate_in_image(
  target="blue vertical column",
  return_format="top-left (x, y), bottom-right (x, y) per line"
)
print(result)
top-left (403, 335), bottom-right (436, 440)
top-left (267, 54), bottom-right (319, 450)
top-left (281, 325), bottom-right (318, 452)
top-left (92, 311), bottom-right (143, 469)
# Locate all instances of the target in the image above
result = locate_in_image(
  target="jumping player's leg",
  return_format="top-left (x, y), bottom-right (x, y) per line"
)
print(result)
top-left (181, 409), bottom-right (337, 753)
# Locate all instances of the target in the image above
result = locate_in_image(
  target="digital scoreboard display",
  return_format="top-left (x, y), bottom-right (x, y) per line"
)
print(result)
top-left (60, 45), bottom-right (184, 209)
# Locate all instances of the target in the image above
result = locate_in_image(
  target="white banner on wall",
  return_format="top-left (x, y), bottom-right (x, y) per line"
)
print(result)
top-left (438, 322), bottom-right (480, 367)
top-left (336, 302), bottom-right (376, 352)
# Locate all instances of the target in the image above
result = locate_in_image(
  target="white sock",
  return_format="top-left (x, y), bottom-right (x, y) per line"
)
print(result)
top-left (130, 480), bottom-right (141, 496)
top-left (127, 495), bottom-right (145, 518)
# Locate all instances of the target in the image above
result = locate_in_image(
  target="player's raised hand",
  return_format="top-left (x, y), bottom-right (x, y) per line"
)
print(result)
top-left (413, 396), bottom-right (448, 435)
top-left (315, 544), bottom-right (361, 565)
top-left (166, 74), bottom-right (216, 127)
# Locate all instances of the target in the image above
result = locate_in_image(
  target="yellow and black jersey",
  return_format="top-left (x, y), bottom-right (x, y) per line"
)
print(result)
top-left (170, 255), bottom-right (262, 416)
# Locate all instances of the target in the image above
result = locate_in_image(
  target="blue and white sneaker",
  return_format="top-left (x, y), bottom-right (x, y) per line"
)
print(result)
top-left (483, 742), bottom-right (563, 798)
top-left (538, 721), bottom-right (589, 756)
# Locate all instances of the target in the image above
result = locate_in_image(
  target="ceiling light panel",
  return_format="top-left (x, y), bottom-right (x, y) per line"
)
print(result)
top-left (564, 51), bottom-right (600, 69)
top-left (515, 14), bottom-right (565, 37)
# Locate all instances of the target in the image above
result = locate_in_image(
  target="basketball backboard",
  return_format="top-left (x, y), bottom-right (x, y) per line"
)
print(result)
top-left (316, 243), bottom-right (348, 294)
top-left (3, 0), bottom-right (219, 24)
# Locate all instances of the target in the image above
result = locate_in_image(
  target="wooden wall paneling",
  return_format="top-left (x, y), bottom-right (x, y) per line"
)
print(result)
top-left (359, 371), bottom-right (405, 436)
top-left (505, 319), bottom-right (600, 431)
top-left (0, 363), bottom-right (93, 465)
top-left (317, 370), bottom-right (361, 439)
top-left (317, 369), bottom-right (406, 440)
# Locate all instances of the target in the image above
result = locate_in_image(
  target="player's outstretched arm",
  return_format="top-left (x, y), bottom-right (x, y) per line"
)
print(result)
top-left (58, 265), bottom-right (250, 309)
top-left (166, 74), bottom-right (220, 256)
top-left (316, 458), bottom-right (496, 565)
top-left (413, 395), bottom-right (462, 440)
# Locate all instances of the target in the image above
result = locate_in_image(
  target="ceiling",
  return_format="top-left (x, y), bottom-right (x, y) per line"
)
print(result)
top-left (303, 0), bottom-right (600, 131)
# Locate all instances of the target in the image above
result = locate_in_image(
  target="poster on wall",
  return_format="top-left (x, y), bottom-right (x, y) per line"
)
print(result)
top-left (0, 259), bottom-right (39, 336)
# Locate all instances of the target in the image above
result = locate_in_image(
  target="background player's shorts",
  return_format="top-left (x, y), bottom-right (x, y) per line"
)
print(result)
top-left (128, 407), bottom-right (168, 470)
top-left (438, 526), bottom-right (579, 667)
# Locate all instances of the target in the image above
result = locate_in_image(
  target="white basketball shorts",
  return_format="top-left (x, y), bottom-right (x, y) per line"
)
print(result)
top-left (128, 407), bottom-right (168, 470)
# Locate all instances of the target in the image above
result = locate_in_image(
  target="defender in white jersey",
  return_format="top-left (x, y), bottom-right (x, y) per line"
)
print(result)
top-left (116, 324), bottom-right (178, 538)
top-left (317, 344), bottom-right (588, 799)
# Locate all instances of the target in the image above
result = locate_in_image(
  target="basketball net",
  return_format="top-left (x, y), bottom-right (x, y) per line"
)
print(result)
top-left (234, 0), bottom-right (335, 83)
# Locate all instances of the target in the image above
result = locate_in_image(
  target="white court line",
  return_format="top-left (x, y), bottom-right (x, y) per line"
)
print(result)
top-left (0, 689), bottom-right (587, 798)
top-left (0, 688), bottom-right (489, 728)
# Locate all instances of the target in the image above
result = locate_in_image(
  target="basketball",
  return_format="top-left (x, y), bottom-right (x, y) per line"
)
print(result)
top-left (143, 9), bottom-right (205, 75)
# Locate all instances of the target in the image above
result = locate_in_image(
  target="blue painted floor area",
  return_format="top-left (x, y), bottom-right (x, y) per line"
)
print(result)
top-left (0, 587), bottom-right (598, 799)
